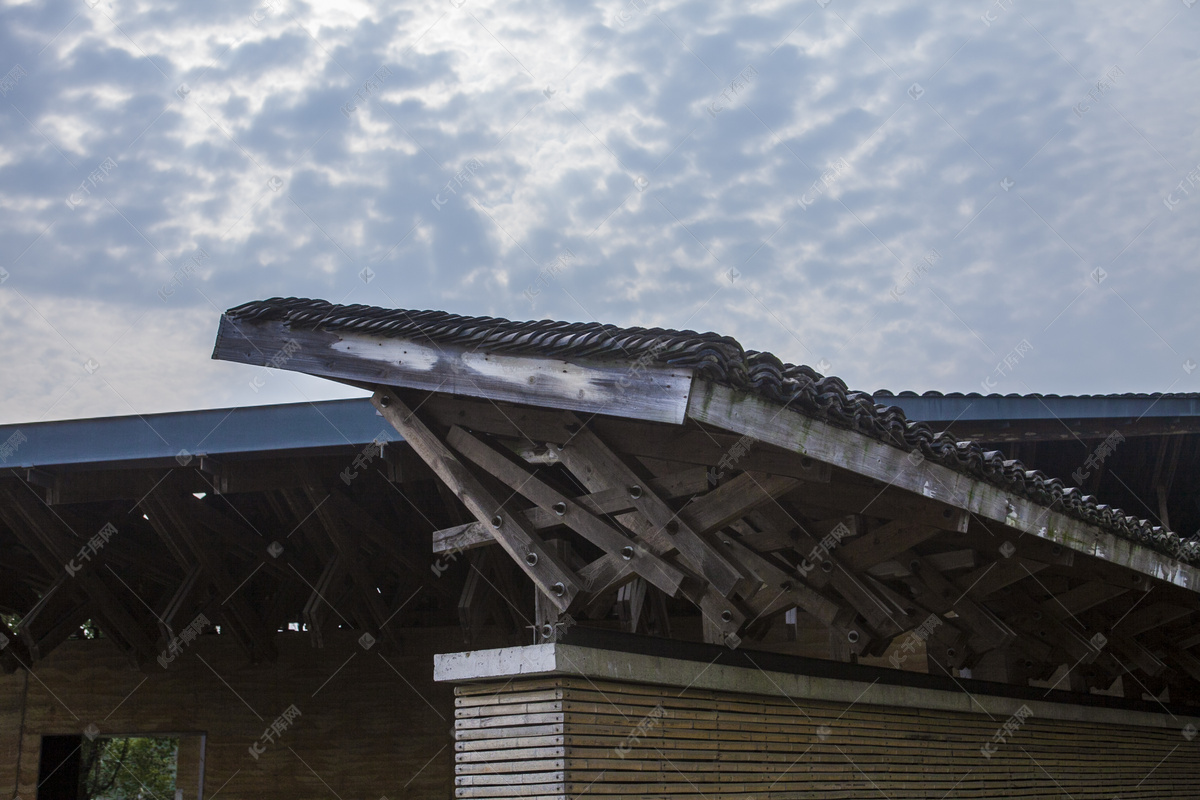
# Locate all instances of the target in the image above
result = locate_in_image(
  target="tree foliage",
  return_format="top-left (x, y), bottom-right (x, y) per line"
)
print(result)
top-left (79, 736), bottom-right (178, 800)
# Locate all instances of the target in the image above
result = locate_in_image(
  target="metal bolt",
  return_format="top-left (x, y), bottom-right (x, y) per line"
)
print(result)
top-left (628, 485), bottom-right (642, 499)
top-left (847, 630), bottom-right (860, 643)
top-left (491, 515), bottom-right (503, 529)
top-left (552, 502), bottom-right (567, 516)
top-left (721, 610), bottom-right (733, 622)
top-left (379, 395), bottom-right (391, 408)
top-left (525, 552), bottom-right (538, 567)
top-left (552, 582), bottom-right (565, 597)
top-left (541, 624), bottom-right (553, 639)
top-left (621, 546), bottom-right (634, 560)
top-left (821, 560), bottom-right (833, 573)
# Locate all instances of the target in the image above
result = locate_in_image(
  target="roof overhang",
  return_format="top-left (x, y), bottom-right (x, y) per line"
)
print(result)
top-left (211, 308), bottom-right (1200, 595)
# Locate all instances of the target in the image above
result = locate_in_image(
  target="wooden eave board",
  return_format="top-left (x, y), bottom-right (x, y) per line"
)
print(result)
top-left (212, 315), bottom-right (694, 424)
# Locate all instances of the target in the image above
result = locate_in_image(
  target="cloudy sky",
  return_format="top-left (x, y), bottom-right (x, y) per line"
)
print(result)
top-left (1, 0), bottom-right (1198, 424)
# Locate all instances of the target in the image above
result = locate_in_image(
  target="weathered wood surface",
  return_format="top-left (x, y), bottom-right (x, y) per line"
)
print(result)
top-left (451, 676), bottom-right (1200, 799)
top-left (373, 388), bottom-right (579, 613)
top-left (687, 381), bottom-right (1200, 594)
top-left (213, 316), bottom-right (694, 424)
top-left (432, 468), bottom-right (708, 554)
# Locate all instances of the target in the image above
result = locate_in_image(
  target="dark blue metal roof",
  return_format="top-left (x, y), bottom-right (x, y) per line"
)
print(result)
top-left (0, 398), bottom-right (394, 469)
top-left (872, 391), bottom-right (1200, 423)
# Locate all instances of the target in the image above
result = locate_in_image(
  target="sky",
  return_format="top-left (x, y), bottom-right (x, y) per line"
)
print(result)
top-left (1, 0), bottom-right (1198, 424)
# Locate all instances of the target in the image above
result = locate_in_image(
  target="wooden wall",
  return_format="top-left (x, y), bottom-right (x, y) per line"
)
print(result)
top-left (0, 626), bottom-right (471, 799)
top-left (453, 676), bottom-right (1199, 799)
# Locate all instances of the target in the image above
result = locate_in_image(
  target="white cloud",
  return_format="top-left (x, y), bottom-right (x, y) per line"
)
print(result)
top-left (0, 0), bottom-right (1198, 423)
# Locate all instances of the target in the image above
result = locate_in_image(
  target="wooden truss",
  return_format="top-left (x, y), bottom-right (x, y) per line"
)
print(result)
top-left (362, 382), bottom-right (1200, 698)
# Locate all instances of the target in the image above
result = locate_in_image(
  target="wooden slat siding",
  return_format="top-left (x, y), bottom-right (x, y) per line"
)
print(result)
top-left (451, 677), bottom-right (1200, 799)
top-left (212, 316), bottom-right (695, 424)
top-left (687, 380), bottom-right (1200, 594)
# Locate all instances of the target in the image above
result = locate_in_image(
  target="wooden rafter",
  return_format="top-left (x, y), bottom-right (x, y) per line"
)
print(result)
top-left (432, 467), bottom-right (708, 554)
top-left (140, 491), bottom-right (276, 661)
top-left (0, 482), bottom-right (157, 662)
top-left (447, 425), bottom-right (687, 598)
top-left (372, 388), bottom-right (580, 613)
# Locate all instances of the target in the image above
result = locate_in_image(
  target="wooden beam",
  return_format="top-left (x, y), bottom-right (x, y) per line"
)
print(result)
top-left (372, 388), bottom-right (579, 613)
top-left (215, 316), bottom-right (695, 424)
top-left (616, 578), bottom-right (647, 634)
top-left (686, 380), bottom-right (1200, 594)
top-left (300, 485), bottom-right (397, 647)
top-left (896, 551), bottom-right (1016, 651)
top-left (432, 467), bottom-right (708, 554)
top-left (550, 433), bottom-right (745, 640)
top-left (552, 415), bottom-right (750, 598)
top-left (415, 394), bottom-right (833, 483)
top-left (446, 426), bottom-right (687, 598)
top-left (302, 554), bottom-right (345, 648)
top-left (836, 521), bottom-right (942, 572)
top-left (141, 492), bottom-right (277, 661)
top-left (0, 484), bottom-right (157, 662)
top-left (1113, 602), bottom-right (1193, 637)
top-left (680, 472), bottom-right (799, 537)
top-left (16, 580), bottom-right (90, 662)
top-left (787, 480), bottom-right (969, 534)
top-left (0, 616), bottom-right (30, 673)
top-left (1041, 581), bottom-right (1129, 619)
top-left (156, 565), bottom-right (203, 644)
top-left (307, 485), bottom-right (451, 599)
top-left (954, 557), bottom-right (1049, 599)
top-left (787, 526), bottom-right (911, 639)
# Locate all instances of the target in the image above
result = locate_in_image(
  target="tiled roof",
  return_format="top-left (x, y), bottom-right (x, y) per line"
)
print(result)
top-left (875, 390), bottom-right (1200, 400)
top-left (225, 298), bottom-right (1200, 565)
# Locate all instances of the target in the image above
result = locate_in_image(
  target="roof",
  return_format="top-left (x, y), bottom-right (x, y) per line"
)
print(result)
top-left (0, 398), bottom-right (388, 469)
top-left (223, 297), bottom-right (1200, 567)
top-left (873, 390), bottom-right (1200, 424)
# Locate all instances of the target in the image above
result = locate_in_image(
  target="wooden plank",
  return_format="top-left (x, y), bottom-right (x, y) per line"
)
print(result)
top-left (898, 551), bottom-right (1016, 650)
top-left (214, 316), bottom-right (694, 424)
top-left (446, 426), bottom-right (686, 598)
top-left (1042, 581), bottom-right (1129, 618)
top-left (686, 380), bottom-right (1200, 594)
top-left (1114, 602), bottom-right (1193, 637)
top-left (679, 472), bottom-right (799, 535)
top-left (787, 527), bottom-right (911, 638)
top-left (552, 416), bottom-right (749, 599)
top-left (717, 534), bottom-right (842, 627)
top-left (788, 480), bottom-right (970, 534)
top-left (433, 468), bottom-right (708, 554)
top-left (955, 557), bottom-right (1049, 599)
top-left (836, 520), bottom-right (943, 571)
top-left (418, 395), bottom-right (833, 483)
top-left (373, 389), bottom-right (579, 614)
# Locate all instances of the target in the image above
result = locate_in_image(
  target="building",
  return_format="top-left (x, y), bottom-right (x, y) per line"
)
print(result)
top-left (2, 297), bottom-right (1198, 798)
